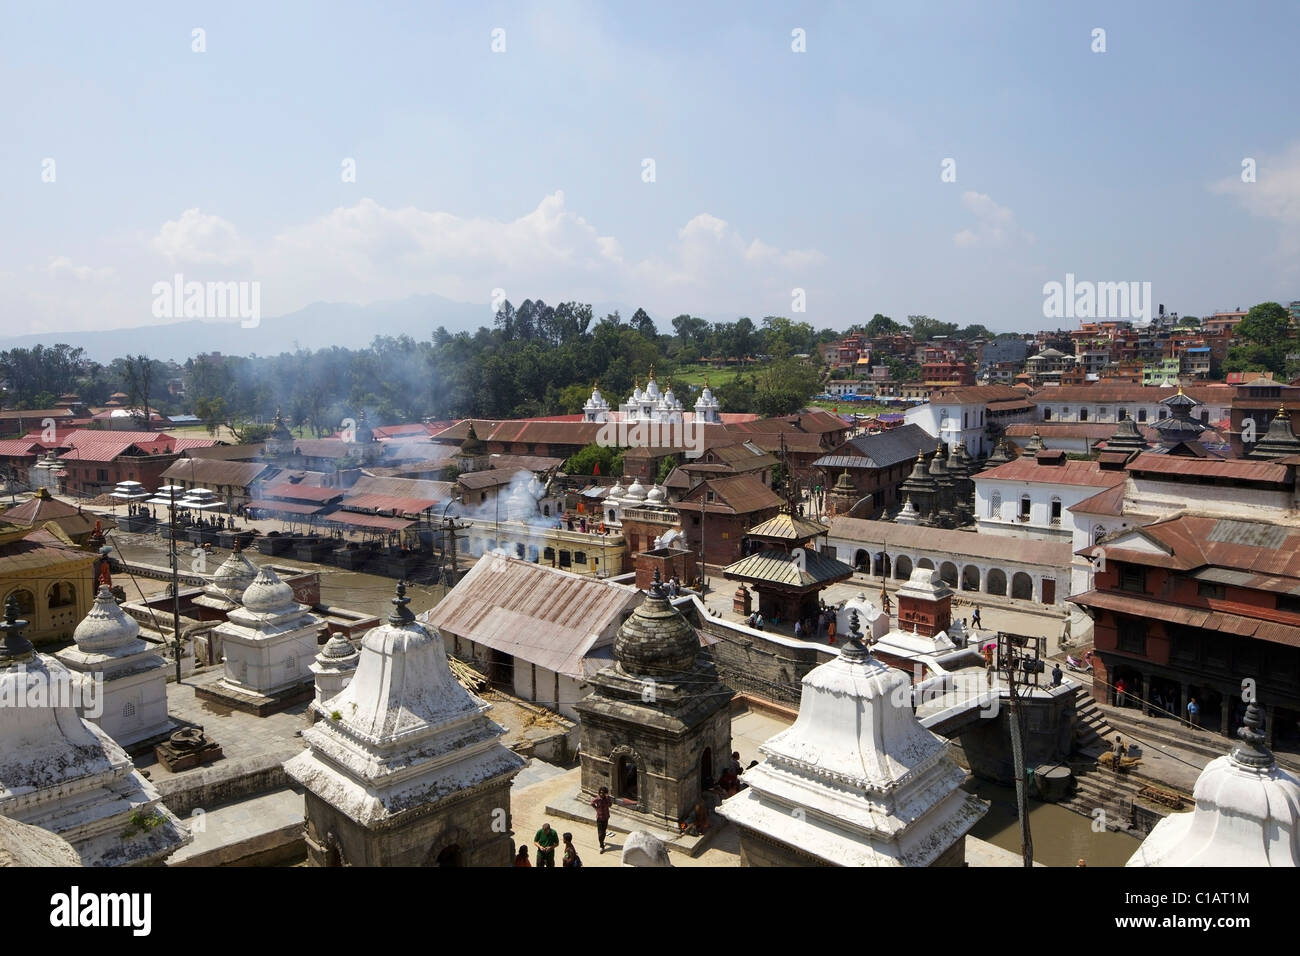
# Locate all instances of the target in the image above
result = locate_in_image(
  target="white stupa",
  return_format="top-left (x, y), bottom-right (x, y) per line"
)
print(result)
top-left (55, 585), bottom-right (173, 748)
top-left (309, 633), bottom-right (360, 709)
top-left (619, 369), bottom-right (684, 423)
top-left (194, 542), bottom-right (258, 613)
top-left (284, 584), bottom-right (526, 865)
top-left (1127, 702), bottom-right (1300, 867)
top-left (582, 383), bottom-right (611, 423)
top-left (694, 381), bottom-right (722, 423)
top-left (0, 596), bottom-right (190, 866)
top-left (210, 565), bottom-right (319, 706)
top-left (717, 610), bottom-right (986, 866)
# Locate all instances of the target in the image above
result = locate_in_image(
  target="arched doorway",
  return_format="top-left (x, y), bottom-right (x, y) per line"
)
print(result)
top-left (986, 568), bottom-right (1007, 596)
top-left (939, 562), bottom-right (958, 587)
top-left (434, 844), bottom-right (462, 866)
top-left (47, 581), bottom-right (76, 608)
top-left (1011, 572), bottom-right (1033, 600)
top-left (618, 755), bottom-right (638, 801)
top-left (875, 552), bottom-right (891, 578)
top-left (917, 557), bottom-right (935, 571)
top-left (961, 565), bottom-right (980, 591)
top-left (894, 554), bottom-right (913, 579)
top-left (854, 549), bottom-right (869, 571)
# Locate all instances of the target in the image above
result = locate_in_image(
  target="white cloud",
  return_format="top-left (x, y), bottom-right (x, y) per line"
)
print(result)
top-left (152, 208), bottom-right (248, 265)
top-left (953, 191), bottom-right (1034, 248)
top-left (2, 193), bottom-right (824, 334)
top-left (1211, 142), bottom-right (1300, 264)
top-left (42, 256), bottom-right (114, 281)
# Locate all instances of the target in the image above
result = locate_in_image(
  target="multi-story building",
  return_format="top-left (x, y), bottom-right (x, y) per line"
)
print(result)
top-left (904, 385), bottom-right (1033, 459)
top-left (1073, 513), bottom-right (1300, 749)
top-left (974, 450), bottom-right (1126, 542)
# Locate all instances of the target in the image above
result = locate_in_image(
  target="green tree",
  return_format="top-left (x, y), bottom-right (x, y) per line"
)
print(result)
top-left (564, 443), bottom-right (623, 477)
top-left (1224, 302), bottom-right (1295, 376)
top-left (865, 313), bottom-right (903, 338)
top-left (906, 315), bottom-right (958, 341)
top-left (752, 357), bottom-right (820, 417)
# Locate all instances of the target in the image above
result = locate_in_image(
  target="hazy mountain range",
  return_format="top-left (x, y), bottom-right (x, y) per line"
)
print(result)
top-left (0, 293), bottom-right (636, 364)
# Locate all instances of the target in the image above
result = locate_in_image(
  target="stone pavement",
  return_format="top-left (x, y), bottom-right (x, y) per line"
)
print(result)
top-left (140, 668), bottom-right (310, 783)
top-left (167, 788), bottom-right (306, 866)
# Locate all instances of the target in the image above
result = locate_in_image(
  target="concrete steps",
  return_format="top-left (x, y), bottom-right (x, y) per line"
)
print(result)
top-left (1071, 685), bottom-right (1116, 756)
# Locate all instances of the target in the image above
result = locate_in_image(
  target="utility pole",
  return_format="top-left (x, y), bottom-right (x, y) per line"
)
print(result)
top-left (168, 484), bottom-right (182, 682)
top-left (698, 489), bottom-right (707, 595)
top-left (998, 630), bottom-right (1042, 868)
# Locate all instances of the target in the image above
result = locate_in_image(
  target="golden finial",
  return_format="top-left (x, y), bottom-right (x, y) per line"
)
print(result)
top-left (1177, 383), bottom-right (1184, 396)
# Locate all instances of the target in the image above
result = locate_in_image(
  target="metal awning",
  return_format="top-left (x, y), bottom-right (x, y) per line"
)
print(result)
top-left (325, 512), bottom-right (415, 531)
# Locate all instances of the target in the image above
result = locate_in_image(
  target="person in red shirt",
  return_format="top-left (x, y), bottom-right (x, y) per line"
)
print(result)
top-left (591, 786), bottom-right (612, 853)
top-left (514, 846), bottom-right (531, 867)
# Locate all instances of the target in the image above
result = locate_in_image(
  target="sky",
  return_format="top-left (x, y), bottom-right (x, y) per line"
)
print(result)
top-left (2, 0), bottom-right (1299, 339)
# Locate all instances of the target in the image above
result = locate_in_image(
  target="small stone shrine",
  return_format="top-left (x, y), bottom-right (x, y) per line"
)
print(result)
top-left (572, 570), bottom-right (732, 834)
top-left (55, 585), bottom-right (173, 749)
top-left (197, 564), bottom-right (319, 715)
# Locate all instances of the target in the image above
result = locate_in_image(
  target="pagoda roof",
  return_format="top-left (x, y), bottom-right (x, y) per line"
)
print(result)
top-left (745, 512), bottom-right (829, 542)
top-left (722, 548), bottom-right (854, 590)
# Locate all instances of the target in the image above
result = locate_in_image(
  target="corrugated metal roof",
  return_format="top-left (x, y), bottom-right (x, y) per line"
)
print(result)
top-left (975, 457), bottom-right (1127, 489)
top-left (348, 476), bottom-right (454, 500)
top-left (340, 492), bottom-right (441, 514)
top-left (1126, 454), bottom-right (1288, 483)
top-left (0, 440), bottom-right (43, 457)
top-left (253, 500), bottom-right (324, 515)
top-left (457, 467), bottom-right (529, 490)
top-left (324, 512), bottom-right (414, 531)
top-left (821, 423), bottom-right (934, 470)
top-left (255, 482), bottom-right (345, 502)
top-left (163, 459), bottom-right (272, 488)
top-left (1207, 519), bottom-right (1289, 550)
top-left (675, 474), bottom-right (784, 515)
top-left (426, 555), bottom-right (638, 678)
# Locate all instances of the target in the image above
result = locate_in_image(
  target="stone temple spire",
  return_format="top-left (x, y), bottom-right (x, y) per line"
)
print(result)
top-left (1127, 701), bottom-right (1300, 866)
top-left (0, 595), bottom-right (34, 667)
top-left (285, 581), bottom-right (524, 865)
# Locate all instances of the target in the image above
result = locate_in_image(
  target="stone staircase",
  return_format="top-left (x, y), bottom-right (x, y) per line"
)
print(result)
top-left (1056, 685), bottom-right (1139, 831)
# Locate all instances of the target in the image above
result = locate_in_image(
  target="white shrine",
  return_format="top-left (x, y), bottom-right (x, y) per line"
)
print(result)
top-left (203, 565), bottom-right (319, 715)
top-left (55, 585), bottom-right (173, 748)
top-left (1127, 702), bottom-right (1300, 867)
top-left (0, 596), bottom-right (190, 866)
top-left (195, 543), bottom-right (258, 614)
top-left (284, 583), bottom-right (526, 866)
top-left (717, 611), bottom-right (986, 866)
top-left (309, 633), bottom-right (360, 710)
top-left (582, 371), bottom-right (720, 424)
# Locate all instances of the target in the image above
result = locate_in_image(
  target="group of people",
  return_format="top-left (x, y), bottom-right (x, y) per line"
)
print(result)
top-left (559, 514), bottom-right (612, 535)
top-left (514, 822), bottom-right (581, 868)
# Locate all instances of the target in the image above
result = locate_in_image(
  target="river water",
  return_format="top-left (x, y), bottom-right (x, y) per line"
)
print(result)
top-left (964, 779), bottom-right (1140, 867)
